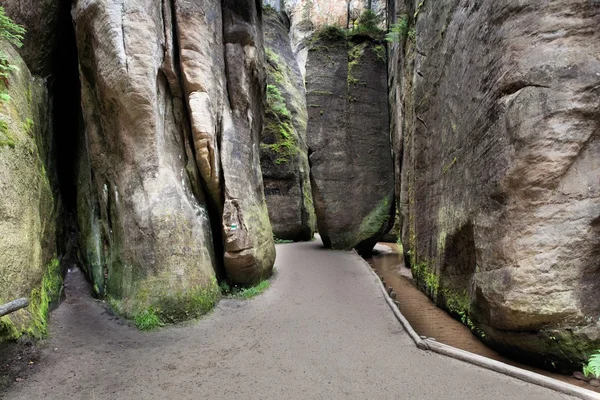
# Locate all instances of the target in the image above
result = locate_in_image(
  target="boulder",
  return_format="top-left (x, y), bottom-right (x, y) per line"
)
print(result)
top-left (260, 8), bottom-right (316, 242)
top-left (392, 0), bottom-right (600, 371)
top-left (73, 0), bottom-right (274, 320)
top-left (306, 29), bottom-right (394, 254)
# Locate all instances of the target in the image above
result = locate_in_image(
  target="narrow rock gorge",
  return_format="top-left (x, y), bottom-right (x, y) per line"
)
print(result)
top-left (0, 0), bottom-right (599, 382)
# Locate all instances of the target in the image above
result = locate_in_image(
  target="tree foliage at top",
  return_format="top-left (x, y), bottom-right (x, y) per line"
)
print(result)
top-left (0, 6), bottom-right (26, 102)
top-left (0, 7), bottom-right (25, 47)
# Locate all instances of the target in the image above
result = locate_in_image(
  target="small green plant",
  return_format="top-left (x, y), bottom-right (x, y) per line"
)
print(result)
top-left (263, 83), bottom-right (298, 165)
top-left (0, 7), bottom-right (26, 103)
top-left (273, 235), bottom-right (293, 244)
top-left (353, 10), bottom-right (384, 37)
top-left (220, 280), bottom-right (271, 299)
top-left (312, 25), bottom-right (347, 42)
top-left (583, 351), bottom-right (600, 378)
top-left (134, 307), bottom-right (162, 331)
top-left (386, 14), bottom-right (410, 43)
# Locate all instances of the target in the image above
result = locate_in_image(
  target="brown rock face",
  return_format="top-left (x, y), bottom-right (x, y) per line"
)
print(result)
top-left (73, 0), bottom-right (274, 319)
top-left (306, 30), bottom-right (395, 254)
top-left (260, 8), bottom-right (316, 241)
top-left (391, 0), bottom-right (600, 370)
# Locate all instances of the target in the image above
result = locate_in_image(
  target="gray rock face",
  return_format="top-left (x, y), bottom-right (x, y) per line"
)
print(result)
top-left (306, 31), bottom-right (394, 254)
top-left (392, 0), bottom-right (600, 370)
top-left (73, 0), bottom-right (274, 320)
top-left (0, 42), bottom-right (57, 339)
top-left (261, 8), bottom-right (316, 241)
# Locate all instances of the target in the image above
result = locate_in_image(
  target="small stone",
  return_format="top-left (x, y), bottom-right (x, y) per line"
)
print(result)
top-left (15, 378), bottom-right (24, 382)
top-left (573, 371), bottom-right (590, 381)
top-left (589, 379), bottom-right (600, 387)
top-left (390, 291), bottom-right (397, 299)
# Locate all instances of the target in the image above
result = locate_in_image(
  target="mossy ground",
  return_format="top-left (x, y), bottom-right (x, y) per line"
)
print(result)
top-left (219, 279), bottom-right (271, 299)
top-left (108, 278), bottom-right (221, 331)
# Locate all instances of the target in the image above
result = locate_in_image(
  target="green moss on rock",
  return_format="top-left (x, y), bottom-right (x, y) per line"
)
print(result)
top-left (27, 257), bottom-right (63, 338)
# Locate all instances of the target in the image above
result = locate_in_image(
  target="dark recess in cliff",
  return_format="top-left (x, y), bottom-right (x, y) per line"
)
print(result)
top-left (51, 0), bottom-right (83, 264)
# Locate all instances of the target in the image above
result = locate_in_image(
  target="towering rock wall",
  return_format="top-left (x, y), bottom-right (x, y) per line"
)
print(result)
top-left (261, 7), bottom-right (316, 241)
top-left (391, 0), bottom-right (600, 370)
top-left (73, 0), bottom-right (274, 321)
top-left (306, 28), bottom-right (394, 254)
top-left (0, 3), bottom-right (61, 339)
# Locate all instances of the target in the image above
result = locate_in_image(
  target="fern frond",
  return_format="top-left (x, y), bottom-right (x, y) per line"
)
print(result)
top-left (0, 7), bottom-right (26, 47)
top-left (587, 351), bottom-right (600, 378)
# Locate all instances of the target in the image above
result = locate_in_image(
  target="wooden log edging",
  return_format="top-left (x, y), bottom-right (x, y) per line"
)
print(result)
top-left (0, 298), bottom-right (29, 318)
top-left (352, 250), bottom-right (600, 400)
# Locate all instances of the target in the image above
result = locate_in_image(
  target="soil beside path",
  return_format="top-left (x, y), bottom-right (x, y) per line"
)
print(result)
top-left (1, 240), bottom-right (575, 399)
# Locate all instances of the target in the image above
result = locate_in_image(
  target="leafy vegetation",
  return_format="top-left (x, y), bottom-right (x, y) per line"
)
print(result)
top-left (583, 351), bottom-right (600, 378)
top-left (352, 10), bottom-right (384, 38)
top-left (134, 307), bottom-right (162, 331)
top-left (262, 83), bottom-right (298, 165)
top-left (0, 7), bottom-right (26, 103)
top-left (386, 14), bottom-right (415, 43)
top-left (220, 280), bottom-right (271, 299)
top-left (312, 25), bottom-right (347, 42)
top-left (273, 235), bottom-right (293, 244)
top-left (0, 118), bottom-right (15, 148)
top-left (27, 257), bottom-right (63, 338)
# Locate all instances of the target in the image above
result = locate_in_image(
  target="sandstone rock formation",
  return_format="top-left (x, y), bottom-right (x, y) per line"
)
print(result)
top-left (391, 0), bottom-right (600, 370)
top-left (0, 42), bottom-right (58, 340)
top-left (261, 7), bottom-right (316, 241)
top-left (73, 0), bottom-right (274, 320)
top-left (306, 28), bottom-right (394, 254)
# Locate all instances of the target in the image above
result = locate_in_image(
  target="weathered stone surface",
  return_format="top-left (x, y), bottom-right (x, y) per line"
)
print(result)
top-left (220, 1), bottom-right (276, 284)
top-left (0, 42), bottom-right (57, 339)
top-left (2, 0), bottom-right (61, 76)
top-left (73, 0), bottom-right (274, 319)
top-left (74, 0), bottom-right (219, 319)
top-left (260, 8), bottom-right (316, 241)
top-left (306, 31), bottom-right (394, 254)
top-left (393, 0), bottom-right (600, 370)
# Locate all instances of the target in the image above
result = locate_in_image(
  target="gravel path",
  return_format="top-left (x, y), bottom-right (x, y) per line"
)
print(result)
top-left (3, 240), bottom-right (574, 399)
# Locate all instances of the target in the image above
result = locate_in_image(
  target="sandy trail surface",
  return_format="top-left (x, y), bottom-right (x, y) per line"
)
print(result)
top-left (2, 240), bottom-right (574, 399)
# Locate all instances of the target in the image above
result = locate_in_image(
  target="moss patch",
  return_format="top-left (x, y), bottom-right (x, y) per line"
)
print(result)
top-left (26, 257), bottom-right (63, 338)
top-left (0, 119), bottom-right (15, 148)
top-left (220, 279), bottom-right (270, 299)
top-left (262, 81), bottom-right (299, 165)
top-left (358, 194), bottom-right (393, 242)
top-left (133, 308), bottom-right (162, 331)
top-left (108, 278), bottom-right (221, 330)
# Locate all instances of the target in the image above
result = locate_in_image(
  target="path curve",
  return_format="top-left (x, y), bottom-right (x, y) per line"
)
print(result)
top-left (4, 240), bottom-right (574, 399)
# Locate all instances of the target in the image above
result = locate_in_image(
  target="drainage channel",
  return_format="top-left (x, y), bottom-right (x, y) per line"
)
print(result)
top-left (366, 243), bottom-right (599, 394)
